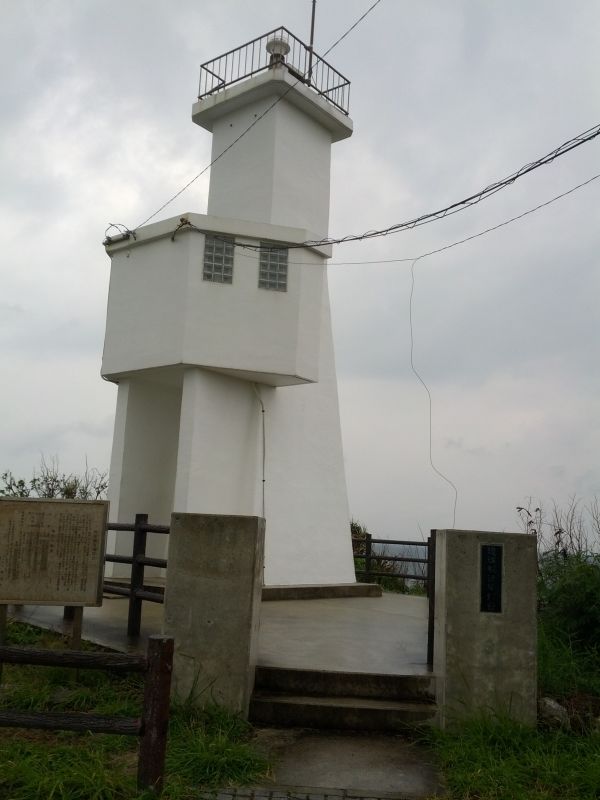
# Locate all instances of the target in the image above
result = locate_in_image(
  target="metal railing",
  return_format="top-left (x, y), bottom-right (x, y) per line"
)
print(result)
top-left (104, 514), bottom-right (169, 638)
top-left (352, 531), bottom-right (437, 669)
top-left (198, 26), bottom-right (351, 115)
top-left (352, 534), bottom-right (431, 586)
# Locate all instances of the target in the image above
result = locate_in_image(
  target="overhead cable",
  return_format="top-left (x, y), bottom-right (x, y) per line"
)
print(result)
top-left (224, 122), bottom-right (600, 252)
top-left (200, 172), bottom-right (599, 266)
top-left (326, 172), bottom-right (600, 265)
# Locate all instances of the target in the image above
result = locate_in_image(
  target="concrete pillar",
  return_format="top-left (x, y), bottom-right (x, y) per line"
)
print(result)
top-left (173, 368), bottom-right (261, 516)
top-left (434, 530), bottom-right (537, 727)
top-left (106, 376), bottom-right (182, 577)
top-left (163, 513), bottom-right (265, 716)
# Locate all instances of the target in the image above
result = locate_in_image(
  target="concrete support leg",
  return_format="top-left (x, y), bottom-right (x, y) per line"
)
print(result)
top-left (434, 530), bottom-right (537, 727)
top-left (163, 513), bottom-right (265, 716)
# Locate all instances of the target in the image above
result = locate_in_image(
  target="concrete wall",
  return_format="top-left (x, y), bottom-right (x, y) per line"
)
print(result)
top-left (173, 367), bottom-right (261, 515)
top-left (163, 513), bottom-right (264, 715)
top-left (260, 273), bottom-right (356, 585)
top-left (207, 93), bottom-right (332, 236)
top-left (434, 530), bottom-right (537, 727)
top-left (106, 375), bottom-right (181, 575)
top-left (102, 219), bottom-right (325, 385)
top-left (102, 235), bottom-right (188, 374)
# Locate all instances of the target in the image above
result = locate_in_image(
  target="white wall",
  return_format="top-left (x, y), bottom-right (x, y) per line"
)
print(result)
top-left (207, 95), bottom-right (332, 236)
top-left (102, 236), bottom-right (188, 376)
top-left (260, 272), bottom-right (356, 585)
top-left (106, 374), bottom-right (182, 574)
top-left (102, 222), bottom-right (325, 384)
top-left (173, 367), bottom-right (261, 515)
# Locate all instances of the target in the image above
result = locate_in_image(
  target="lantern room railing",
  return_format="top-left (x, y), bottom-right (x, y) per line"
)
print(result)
top-left (198, 26), bottom-right (351, 115)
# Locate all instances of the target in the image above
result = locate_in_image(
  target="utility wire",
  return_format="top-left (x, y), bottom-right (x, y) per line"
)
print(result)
top-left (225, 121), bottom-right (600, 252)
top-left (198, 172), bottom-right (600, 267)
top-left (320, 0), bottom-right (383, 58)
top-left (376, 172), bottom-right (599, 532)
top-left (133, 0), bottom-right (384, 230)
top-left (409, 255), bottom-right (458, 528)
top-left (229, 172), bottom-right (600, 530)
top-left (326, 172), bottom-right (600, 265)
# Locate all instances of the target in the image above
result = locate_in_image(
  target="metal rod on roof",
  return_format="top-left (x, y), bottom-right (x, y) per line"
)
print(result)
top-left (308, 0), bottom-right (317, 86)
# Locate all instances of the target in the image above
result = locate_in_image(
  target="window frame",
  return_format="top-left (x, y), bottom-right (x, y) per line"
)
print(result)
top-left (258, 242), bottom-right (288, 292)
top-left (203, 234), bottom-right (234, 284)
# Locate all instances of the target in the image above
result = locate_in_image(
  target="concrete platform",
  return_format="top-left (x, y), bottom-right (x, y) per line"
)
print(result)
top-left (259, 595), bottom-right (429, 675)
top-left (6, 592), bottom-right (430, 676)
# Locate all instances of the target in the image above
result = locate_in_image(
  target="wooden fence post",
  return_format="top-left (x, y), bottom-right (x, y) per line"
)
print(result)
top-left (127, 513), bottom-right (148, 638)
top-left (138, 635), bottom-right (174, 793)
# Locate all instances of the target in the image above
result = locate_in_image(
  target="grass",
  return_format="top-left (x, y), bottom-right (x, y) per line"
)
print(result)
top-left (428, 716), bottom-right (600, 800)
top-left (424, 551), bottom-right (600, 799)
top-left (0, 620), bottom-right (269, 800)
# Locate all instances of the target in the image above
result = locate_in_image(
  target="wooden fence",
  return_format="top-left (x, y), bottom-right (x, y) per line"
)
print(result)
top-left (0, 635), bottom-right (174, 794)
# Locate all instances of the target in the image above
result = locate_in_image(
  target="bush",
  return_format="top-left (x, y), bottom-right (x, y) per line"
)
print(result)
top-left (0, 458), bottom-right (107, 500)
top-left (538, 551), bottom-right (600, 649)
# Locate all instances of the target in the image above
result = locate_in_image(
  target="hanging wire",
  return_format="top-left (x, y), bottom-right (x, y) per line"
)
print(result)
top-left (409, 257), bottom-right (458, 528)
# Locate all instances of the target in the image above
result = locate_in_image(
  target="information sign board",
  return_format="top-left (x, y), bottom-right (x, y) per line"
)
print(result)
top-left (0, 499), bottom-right (108, 606)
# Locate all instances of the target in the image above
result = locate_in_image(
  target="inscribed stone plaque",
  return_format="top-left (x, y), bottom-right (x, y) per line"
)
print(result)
top-left (0, 499), bottom-right (108, 606)
top-left (480, 543), bottom-right (503, 613)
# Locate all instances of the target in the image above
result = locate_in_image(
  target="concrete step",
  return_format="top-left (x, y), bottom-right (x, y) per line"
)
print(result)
top-left (255, 666), bottom-right (434, 702)
top-left (262, 583), bottom-right (383, 601)
top-left (250, 692), bottom-right (438, 731)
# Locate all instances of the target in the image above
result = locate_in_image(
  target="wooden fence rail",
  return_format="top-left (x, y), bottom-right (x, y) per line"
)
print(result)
top-left (0, 635), bottom-right (174, 794)
top-left (103, 513), bottom-right (169, 637)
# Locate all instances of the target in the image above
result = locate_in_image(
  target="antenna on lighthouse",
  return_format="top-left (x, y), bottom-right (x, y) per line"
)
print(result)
top-left (308, 0), bottom-right (317, 85)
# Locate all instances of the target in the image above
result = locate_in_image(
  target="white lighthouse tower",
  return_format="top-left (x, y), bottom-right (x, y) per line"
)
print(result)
top-left (102, 27), bottom-right (355, 586)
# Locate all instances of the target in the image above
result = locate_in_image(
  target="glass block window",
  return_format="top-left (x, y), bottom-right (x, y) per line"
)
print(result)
top-left (203, 235), bottom-right (234, 283)
top-left (259, 243), bottom-right (288, 291)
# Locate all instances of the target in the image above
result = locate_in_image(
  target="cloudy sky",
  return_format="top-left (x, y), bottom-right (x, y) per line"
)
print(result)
top-left (1, 0), bottom-right (599, 541)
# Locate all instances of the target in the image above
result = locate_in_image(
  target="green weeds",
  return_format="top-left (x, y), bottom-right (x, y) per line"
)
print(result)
top-left (427, 546), bottom-right (600, 799)
top-left (429, 716), bottom-right (600, 800)
top-left (0, 622), bottom-right (269, 799)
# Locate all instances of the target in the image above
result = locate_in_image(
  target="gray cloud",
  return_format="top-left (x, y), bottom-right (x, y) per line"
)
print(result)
top-left (1, 0), bottom-right (599, 538)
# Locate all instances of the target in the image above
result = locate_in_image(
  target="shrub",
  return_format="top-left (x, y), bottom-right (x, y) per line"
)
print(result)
top-left (538, 551), bottom-right (600, 649)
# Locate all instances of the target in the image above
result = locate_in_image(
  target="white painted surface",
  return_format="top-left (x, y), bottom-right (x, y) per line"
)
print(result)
top-left (173, 367), bottom-right (261, 515)
top-left (205, 91), bottom-right (333, 236)
top-left (259, 272), bottom-right (356, 584)
top-left (106, 374), bottom-right (181, 576)
top-left (102, 217), bottom-right (324, 385)
top-left (103, 55), bottom-right (356, 585)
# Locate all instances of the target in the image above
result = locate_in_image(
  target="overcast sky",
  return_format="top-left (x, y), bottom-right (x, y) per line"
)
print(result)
top-left (1, 0), bottom-right (599, 541)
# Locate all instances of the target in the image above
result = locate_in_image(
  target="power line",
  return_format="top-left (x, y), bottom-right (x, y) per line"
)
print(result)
top-left (385, 172), bottom-right (599, 532)
top-left (194, 172), bottom-right (599, 267)
top-left (320, 0), bottom-right (383, 58)
top-left (133, 0), bottom-right (384, 230)
top-left (226, 121), bottom-right (600, 252)
top-left (326, 172), bottom-right (600, 265)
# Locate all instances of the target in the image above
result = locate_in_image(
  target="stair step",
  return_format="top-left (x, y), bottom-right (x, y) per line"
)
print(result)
top-left (262, 583), bottom-right (383, 600)
top-left (250, 692), bottom-right (438, 731)
top-left (255, 666), bottom-right (434, 701)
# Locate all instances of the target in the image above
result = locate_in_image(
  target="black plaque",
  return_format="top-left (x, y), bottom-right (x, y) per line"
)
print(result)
top-left (480, 544), bottom-right (503, 613)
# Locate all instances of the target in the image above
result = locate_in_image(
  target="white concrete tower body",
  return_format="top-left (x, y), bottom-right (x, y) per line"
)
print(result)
top-left (102, 29), bottom-right (355, 585)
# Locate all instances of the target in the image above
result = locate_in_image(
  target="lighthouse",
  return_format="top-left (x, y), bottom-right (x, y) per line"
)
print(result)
top-left (102, 27), bottom-right (355, 586)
